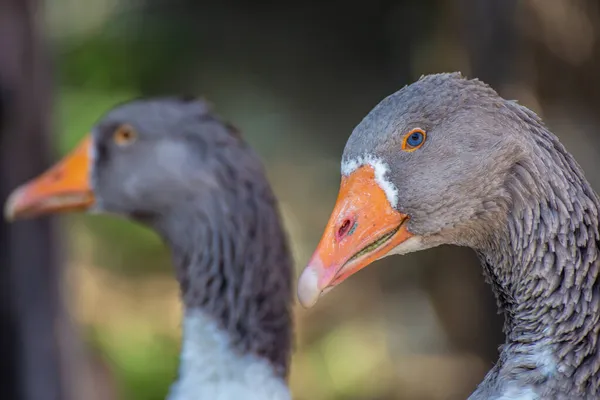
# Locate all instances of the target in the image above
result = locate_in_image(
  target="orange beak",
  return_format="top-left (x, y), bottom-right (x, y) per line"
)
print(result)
top-left (297, 165), bottom-right (413, 308)
top-left (4, 136), bottom-right (95, 221)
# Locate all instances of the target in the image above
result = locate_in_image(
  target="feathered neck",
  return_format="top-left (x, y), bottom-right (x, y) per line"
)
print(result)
top-left (472, 108), bottom-right (600, 399)
top-left (151, 180), bottom-right (293, 399)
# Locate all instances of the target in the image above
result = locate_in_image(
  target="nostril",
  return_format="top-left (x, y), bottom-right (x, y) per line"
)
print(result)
top-left (337, 218), bottom-right (354, 241)
top-left (49, 171), bottom-right (62, 181)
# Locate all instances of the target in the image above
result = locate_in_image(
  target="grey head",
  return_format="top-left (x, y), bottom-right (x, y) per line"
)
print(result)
top-left (343, 72), bottom-right (537, 245)
top-left (3, 96), bottom-right (243, 224)
top-left (297, 72), bottom-right (540, 308)
top-left (89, 97), bottom-right (247, 222)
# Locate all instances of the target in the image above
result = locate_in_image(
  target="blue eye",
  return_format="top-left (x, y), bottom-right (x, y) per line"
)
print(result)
top-left (407, 132), bottom-right (423, 146)
top-left (402, 128), bottom-right (427, 151)
top-left (404, 129), bottom-right (426, 151)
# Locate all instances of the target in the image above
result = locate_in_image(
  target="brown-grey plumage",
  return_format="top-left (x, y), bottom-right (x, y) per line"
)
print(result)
top-left (304, 73), bottom-right (600, 399)
top-left (5, 97), bottom-right (294, 399)
top-left (92, 98), bottom-right (293, 377)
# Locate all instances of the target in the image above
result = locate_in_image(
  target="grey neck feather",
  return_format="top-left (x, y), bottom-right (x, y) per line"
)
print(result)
top-left (152, 175), bottom-right (293, 378)
top-left (472, 104), bottom-right (600, 399)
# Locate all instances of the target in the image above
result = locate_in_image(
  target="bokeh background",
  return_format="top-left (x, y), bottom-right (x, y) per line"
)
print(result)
top-left (2, 0), bottom-right (600, 399)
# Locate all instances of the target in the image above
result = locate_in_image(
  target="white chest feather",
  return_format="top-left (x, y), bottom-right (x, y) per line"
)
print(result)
top-left (168, 311), bottom-right (291, 400)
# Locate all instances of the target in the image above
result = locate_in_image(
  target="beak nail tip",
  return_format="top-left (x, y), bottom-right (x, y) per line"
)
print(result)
top-left (297, 266), bottom-right (321, 309)
top-left (3, 190), bottom-right (21, 222)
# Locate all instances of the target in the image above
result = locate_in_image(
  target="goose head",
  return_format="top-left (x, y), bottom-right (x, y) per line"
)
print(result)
top-left (297, 73), bottom-right (533, 307)
top-left (5, 98), bottom-right (241, 223)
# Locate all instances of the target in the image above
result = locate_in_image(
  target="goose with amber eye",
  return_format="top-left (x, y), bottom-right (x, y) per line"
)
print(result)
top-left (298, 73), bottom-right (600, 400)
top-left (4, 98), bottom-right (294, 400)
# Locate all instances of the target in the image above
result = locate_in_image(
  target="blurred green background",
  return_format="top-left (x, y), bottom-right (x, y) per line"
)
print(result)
top-left (4, 0), bottom-right (600, 399)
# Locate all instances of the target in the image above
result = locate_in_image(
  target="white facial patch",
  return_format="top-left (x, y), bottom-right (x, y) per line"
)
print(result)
top-left (169, 310), bottom-right (291, 400)
top-left (341, 155), bottom-right (398, 208)
top-left (386, 236), bottom-right (429, 257)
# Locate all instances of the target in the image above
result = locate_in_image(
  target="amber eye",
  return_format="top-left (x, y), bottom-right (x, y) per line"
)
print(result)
top-left (113, 125), bottom-right (137, 146)
top-left (401, 128), bottom-right (426, 151)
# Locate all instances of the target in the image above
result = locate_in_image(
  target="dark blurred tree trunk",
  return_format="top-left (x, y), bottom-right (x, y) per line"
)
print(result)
top-left (0, 0), bottom-right (69, 399)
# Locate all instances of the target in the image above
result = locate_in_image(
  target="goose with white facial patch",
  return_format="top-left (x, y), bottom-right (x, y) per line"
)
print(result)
top-left (298, 73), bottom-right (600, 400)
top-left (5, 98), bottom-right (294, 400)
